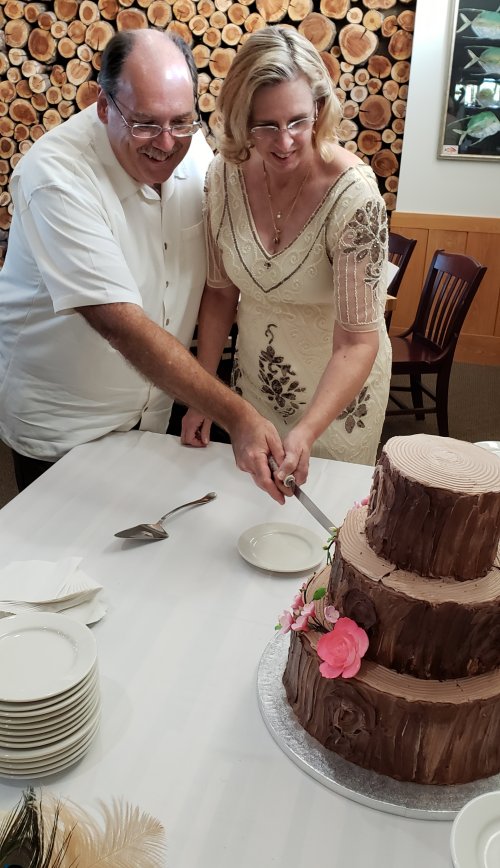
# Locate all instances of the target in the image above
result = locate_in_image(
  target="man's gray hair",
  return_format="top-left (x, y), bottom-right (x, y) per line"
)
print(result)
top-left (97, 30), bottom-right (198, 103)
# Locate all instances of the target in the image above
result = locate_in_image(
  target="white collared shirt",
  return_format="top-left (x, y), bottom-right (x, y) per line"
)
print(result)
top-left (0, 104), bottom-right (212, 461)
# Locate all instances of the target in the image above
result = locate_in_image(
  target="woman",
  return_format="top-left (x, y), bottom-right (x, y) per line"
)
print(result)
top-left (181, 26), bottom-right (391, 485)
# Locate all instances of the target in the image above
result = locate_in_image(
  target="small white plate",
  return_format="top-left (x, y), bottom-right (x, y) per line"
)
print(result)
top-left (451, 790), bottom-right (500, 867)
top-left (0, 613), bottom-right (97, 702)
top-left (474, 441), bottom-right (500, 459)
top-left (238, 523), bottom-right (325, 573)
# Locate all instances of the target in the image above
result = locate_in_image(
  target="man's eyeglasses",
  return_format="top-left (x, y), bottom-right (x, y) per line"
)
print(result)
top-left (106, 92), bottom-right (201, 140)
top-left (249, 111), bottom-right (317, 141)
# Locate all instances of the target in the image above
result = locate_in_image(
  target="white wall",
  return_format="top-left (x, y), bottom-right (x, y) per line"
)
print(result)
top-left (396, 0), bottom-right (500, 218)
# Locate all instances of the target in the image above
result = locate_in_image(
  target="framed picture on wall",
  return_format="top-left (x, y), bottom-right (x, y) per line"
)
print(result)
top-left (439, 0), bottom-right (500, 160)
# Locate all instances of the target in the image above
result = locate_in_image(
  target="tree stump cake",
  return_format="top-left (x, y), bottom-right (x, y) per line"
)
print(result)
top-left (282, 435), bottom-right (500, 785)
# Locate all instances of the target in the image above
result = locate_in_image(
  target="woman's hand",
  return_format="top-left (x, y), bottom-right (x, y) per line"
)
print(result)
top-left (181, 409), bottom-right (213, 447)
top-left (276, 425), bottom-right (314, 487)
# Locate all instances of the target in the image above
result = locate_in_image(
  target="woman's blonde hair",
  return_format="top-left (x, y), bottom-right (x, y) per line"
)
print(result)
top-left (214, 26), bottom-right (342, 164)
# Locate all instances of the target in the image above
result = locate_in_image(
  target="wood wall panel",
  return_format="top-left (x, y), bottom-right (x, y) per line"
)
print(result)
top-left (465, 234), bottom-right (500, 338)
top-left (390, 212), bottom-right (500, 366)
top-left (426, 230), bottom-right (467, 261)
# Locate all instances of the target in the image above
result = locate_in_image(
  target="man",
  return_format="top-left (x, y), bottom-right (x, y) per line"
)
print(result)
top-left (0, 30), bottom-right (286, 502)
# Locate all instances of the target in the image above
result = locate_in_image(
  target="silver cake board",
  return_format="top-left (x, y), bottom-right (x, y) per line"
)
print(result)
top-left (257, 636), bottom-right (500, 821)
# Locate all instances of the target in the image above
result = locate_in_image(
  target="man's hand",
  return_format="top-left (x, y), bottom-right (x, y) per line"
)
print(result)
top-left (181, 409), bottom-right (212, 447)
top-left (228, 407), bottom-right (287, 504)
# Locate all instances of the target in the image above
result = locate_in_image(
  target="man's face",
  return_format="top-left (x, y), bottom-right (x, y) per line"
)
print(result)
top-left (97, 44), bottom-right (196, 188)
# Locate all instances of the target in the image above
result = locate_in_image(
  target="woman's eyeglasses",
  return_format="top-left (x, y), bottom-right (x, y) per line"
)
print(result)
top-left (249, 112), bottom-right (316, 141)
top-left (106, 93), bottom-right (201, 140)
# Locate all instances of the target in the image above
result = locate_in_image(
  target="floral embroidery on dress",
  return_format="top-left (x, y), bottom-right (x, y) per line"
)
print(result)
top-left (255, 324), bottom-right (306, 421)
top-left (337, 386), bottom-right (370, 434)
top-left (341, 200), bottom-right (387, 290)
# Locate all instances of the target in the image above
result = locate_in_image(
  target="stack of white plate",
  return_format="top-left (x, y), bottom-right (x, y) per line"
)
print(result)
top-left (0, 612), bottom-right (100, 779)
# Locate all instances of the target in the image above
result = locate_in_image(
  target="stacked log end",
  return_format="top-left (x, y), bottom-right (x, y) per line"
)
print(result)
top-left (0, 0), bottom-right (416, 265)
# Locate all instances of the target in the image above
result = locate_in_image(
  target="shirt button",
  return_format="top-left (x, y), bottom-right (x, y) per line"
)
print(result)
top-left (164, 242), bottom-right (168, 251)
top-left (165, 318), bottom-right (170, 326)
top-left (165, 281), bottom-right (169, 288)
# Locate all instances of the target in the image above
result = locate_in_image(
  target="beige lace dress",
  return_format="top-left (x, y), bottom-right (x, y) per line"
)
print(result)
top-left (205, 154), bottom-right (392, 465)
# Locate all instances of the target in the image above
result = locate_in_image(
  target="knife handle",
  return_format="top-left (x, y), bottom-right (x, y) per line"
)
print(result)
top-left (268, 457), bottom-right (295, 488)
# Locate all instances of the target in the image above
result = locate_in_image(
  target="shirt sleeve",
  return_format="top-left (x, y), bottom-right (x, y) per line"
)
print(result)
top-left (203, 158), bottom-right (234, 290)
top-left (326, 180), bottom-right (389, 333)
top-left (14, 179), bottom-right (143, 315)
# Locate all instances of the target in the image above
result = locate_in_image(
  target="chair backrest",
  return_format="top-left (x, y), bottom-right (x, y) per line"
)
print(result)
top-left (385, 232), bottom-right (417, 330)
top-left (387, 232), bottom-right (417, 298)
top-left (410, 250), bottom-right (487, 354)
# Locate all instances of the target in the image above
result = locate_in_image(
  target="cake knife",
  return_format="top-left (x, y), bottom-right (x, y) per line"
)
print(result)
top-left (268, 457), bottom-right (334, 533)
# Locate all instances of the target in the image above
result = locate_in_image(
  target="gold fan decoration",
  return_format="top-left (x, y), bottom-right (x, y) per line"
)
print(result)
top-left (0, 788), bottom-right (167, 868)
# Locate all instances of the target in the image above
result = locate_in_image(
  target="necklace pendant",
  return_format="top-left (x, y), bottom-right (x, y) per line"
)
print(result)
top-left (276, 211), bottom-right (282, 220)
top-left (273, 233), bottom-right (280, 246)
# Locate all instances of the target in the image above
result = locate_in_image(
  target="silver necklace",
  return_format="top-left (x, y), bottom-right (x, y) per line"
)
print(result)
top-left (262, 161), bottom-right (312, 252)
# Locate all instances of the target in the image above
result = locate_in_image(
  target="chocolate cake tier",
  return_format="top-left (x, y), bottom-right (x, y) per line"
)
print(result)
top-left (329, 506), bottom-right (500, 679)
top-left (365, 435), bottom-right (500, 581)
top-left (283, 627), bottom-right (500, 785)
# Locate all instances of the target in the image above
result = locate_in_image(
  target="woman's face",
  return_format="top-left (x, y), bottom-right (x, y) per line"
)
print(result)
top-left (249, 76), bottom-right (316, 173)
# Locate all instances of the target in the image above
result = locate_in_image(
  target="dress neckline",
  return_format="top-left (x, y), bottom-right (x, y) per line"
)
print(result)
top-left (236, 162), bottom-right (367, 259)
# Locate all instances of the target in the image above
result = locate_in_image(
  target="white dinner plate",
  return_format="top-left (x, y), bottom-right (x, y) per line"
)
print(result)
top-left (0, 707), bottom-right (100, 768)
top-left (0, 613), bottom-right (97, 702)
top-left (0, 665), bottom-right (97, 717)
top-left (0, 716), bottom-right (100, 779)
top-left (0, 706), bottom-right (100, 763)
top-left (451, 790), bottom-right (500, 867)
top-left (0, 679), bottom-right (98, 733)
top-left (0, 691), bottom-right (100, 749)
top-left (237, 523), bottom-right (325, 573)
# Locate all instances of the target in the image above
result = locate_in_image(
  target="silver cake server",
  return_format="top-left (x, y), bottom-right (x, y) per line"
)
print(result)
top-left (114, 492), bottom-right (217, 540)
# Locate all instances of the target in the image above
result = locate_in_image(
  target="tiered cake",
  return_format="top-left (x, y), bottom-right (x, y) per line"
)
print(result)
top-left (282, 434), bottom-right (500, 785)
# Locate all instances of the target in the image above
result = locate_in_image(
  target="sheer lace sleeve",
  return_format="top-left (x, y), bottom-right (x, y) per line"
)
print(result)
top-left (203, 157), bottom-right (234, 290)
top-left (326, 175), bottom-right (388, 333)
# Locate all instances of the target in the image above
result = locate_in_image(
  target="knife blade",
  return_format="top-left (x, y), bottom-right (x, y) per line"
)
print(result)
top-left (268, 458), bottom-right (334, 533)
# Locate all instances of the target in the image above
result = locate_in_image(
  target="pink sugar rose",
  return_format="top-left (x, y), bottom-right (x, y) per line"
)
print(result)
top-left (291, 592), bottom-right (304, 612)
top-left (317, 617), bottom-right (369, 679)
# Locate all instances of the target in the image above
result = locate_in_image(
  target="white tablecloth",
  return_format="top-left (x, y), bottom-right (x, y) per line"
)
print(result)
top-left (0, 432), bottom-right (452, 866)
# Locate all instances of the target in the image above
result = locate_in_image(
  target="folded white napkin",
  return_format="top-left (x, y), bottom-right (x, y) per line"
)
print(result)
top-left (386, 260), bottom-right (399, 290)
top-left (0, 557), bottom-right (107, 625)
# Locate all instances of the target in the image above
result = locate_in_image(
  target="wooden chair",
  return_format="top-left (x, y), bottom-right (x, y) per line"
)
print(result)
top-left (386, 232), bottom-right (417, 330)
top-left (386, 249), bottom-right (487, 437)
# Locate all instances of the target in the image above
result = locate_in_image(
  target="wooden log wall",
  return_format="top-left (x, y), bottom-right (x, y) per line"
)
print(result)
top-left (0, 0), bottom-right (416, 265)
